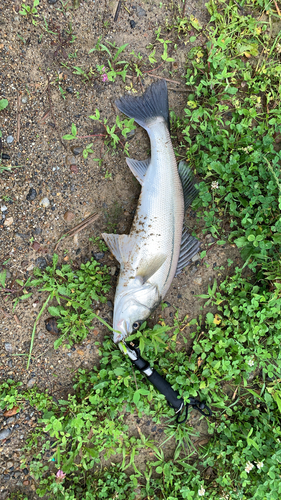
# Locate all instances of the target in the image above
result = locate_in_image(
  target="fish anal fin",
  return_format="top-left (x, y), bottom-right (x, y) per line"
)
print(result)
top-left (126, 157), bottom-right (150, 185)
top-left (178, 161), bottom-right (198, 212)
top-left (101, 233), bottom-right (136, 264)
top-left (136, 254), bottom-right (166, 283)
top-left (175, 228), bottom-right (200, 276)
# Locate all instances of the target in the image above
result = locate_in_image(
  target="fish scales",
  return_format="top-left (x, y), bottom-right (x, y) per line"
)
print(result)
top-left (102, 80), bottom-right (199, 343)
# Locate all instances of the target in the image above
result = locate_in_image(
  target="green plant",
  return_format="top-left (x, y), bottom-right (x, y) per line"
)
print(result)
top-left (0, 98), bottom-right (8, 110)
top-left (0, 379), bottom-right (23, 410)
top-left (19, 0), bottom-right (40, 25)
top-left (72, 65), bottom-right (92, 82)
top-left (58, 85), bottom-right (66, 100)
top-left (62, 112), bottom-right (136, 159)
top-left (28, 253), bottom-right (111, 350)
top-left (104, 170), bottom-right (112, 180)
top-left (89, 236), bottom-right (108, 252)
top-left (171, 0), bottom-right (281, 271)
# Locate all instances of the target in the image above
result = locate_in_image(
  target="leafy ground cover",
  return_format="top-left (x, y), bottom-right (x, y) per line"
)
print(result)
top-left (1, 0), bottom-right (281, 499)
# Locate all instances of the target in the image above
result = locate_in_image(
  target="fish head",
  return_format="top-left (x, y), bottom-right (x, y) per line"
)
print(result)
top-left (113, 276), bottom-right (160, 343)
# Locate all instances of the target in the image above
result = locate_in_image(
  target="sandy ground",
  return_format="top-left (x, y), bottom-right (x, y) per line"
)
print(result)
top-left (0, 1), bottom-right (241, 496)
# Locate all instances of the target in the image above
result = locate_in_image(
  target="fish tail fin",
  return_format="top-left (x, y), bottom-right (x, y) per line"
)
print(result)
top-left (115, 80), bottom-right (169, 131)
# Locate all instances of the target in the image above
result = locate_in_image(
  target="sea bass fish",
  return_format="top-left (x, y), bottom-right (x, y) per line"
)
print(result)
top-left (102, 80), bottom-right (200, 343)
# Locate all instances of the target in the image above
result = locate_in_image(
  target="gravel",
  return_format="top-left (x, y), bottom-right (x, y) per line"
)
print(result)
top-left (0, 429), bottom-right (12, 440)
top-left (35, 257), bottom-right (48, 269)
top-left (26, 187), bottom-right (37, 201)
top-left (39, 197), bottom-right (50, 208)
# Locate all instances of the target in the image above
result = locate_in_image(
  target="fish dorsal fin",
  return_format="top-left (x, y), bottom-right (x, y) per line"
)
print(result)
top-left (175, 227), bottom-right (200, 276)
top-left (178, 161), bottom-right (199, 212)
top-left (126, 158), bottom-right (150, 185)
top-left (101, 233), bottom-right (136, 264)
top-left (136, 254), bottom-right (166, 283)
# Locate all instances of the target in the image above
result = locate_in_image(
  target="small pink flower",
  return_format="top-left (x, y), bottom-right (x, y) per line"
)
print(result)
top-left (102, 73), bottom-right (109, 82)
top-left (56, 470), bottom-right (66, 480)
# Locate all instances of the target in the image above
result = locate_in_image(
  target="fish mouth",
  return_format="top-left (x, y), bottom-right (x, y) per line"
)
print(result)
top-left (113, 319), bottom-right (130, 344)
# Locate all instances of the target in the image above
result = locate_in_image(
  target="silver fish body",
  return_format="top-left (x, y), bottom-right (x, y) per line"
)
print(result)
top-left (102, 81), bottom-right (199, 343)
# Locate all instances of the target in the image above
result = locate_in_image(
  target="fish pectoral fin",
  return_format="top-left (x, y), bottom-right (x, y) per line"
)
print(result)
top-left (101, 233), bottom-right (136, 264)
top-left (136, 254), bottom-right (166, 283)
top-left (175, 227), bottom-right (201, 276)
top-left (178, 160), bottom-right (199, 212)
top-left (126, 158), bottom-right (150, 186)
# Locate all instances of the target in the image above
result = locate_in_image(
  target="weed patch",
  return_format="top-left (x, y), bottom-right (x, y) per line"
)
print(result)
top-left (172, 0), bottom-right (281, 270)
top-left (28, 253), bottom-right (111, 350)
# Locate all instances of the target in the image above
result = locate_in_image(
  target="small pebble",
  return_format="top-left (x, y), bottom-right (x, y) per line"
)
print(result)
top-left (6, 135), bottom-right (14, 144)
top-left (39, 197), bottom-right (50, 208)
top-left (189, 266), bottom-right (198, 276)
top-left (32, 241), bottom-right (41, 251)
top-left (93, 252), bottom-right (104, 260)
top-left (34, 227), bottom-right (42, 235)
top-left (70, 164), bottom-right (78, 173)
top-left (71, 147), bottom-right (83, 156)
top-left (130, 20), bottom-right (136, 28)
top-left (6, 417), bottom-right (15, 424)
top-left (4, 343), bottom-right (13, 353)
top-left (35, 257), bottom-right (47, 270)
top-left (26, 187), bottom-right (37, 201)
top-left (1, 153), bottom-right (10, 160)
top-left (6, 461), bottom-right (13, 468)
top-left (107, 300), bottom-right (113, 308)
top-left (4, 217), bottom-right (13, 226)
top-left (136, 5), bottom-right (146, 17)
top-left (48, 0), bottom-right (58, 3)
top-left (21, 96), bottom-right (28, 104)
top-left (0, 428), bottom-right (11, 440)
top-left (66, 86), bottom-right (74, 94)
top-left (110, 266), bottom-right (117, 276)
top-left (191, 253), bottom-right (200, 262)
top-left (45, 317), bottom-right (60, 335)
top-left (64, 211), bottom-right (75, 222)
top-left (1, 205), bottom-right (7, 211)
top-left (27, 378), bottom-right (36, 388)
top-left (193, 277), bottom-right (202, 285)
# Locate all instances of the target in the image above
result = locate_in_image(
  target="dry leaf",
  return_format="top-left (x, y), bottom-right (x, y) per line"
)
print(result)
top-left (4, 406), bottom-right (19, 417)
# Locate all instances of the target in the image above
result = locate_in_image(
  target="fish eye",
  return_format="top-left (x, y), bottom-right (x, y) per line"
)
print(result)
top-left (132, 321), bottom-right (141, 330)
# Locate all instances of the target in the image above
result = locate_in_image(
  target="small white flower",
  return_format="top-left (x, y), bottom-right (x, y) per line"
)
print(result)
top-left (248, 358), bottom-right (255, 367)
top-left (198, 486), bottom-right (205, 496)
top-left (211, 181), bottom-right (219, 190)
top-left (245, 461), bottom-right (254, 473)
top-left (255, 461), bottom-right (264, 469)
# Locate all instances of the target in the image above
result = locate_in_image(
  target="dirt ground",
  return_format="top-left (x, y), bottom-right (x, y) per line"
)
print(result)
top-left (0, 0), bottom-right (242, 496)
